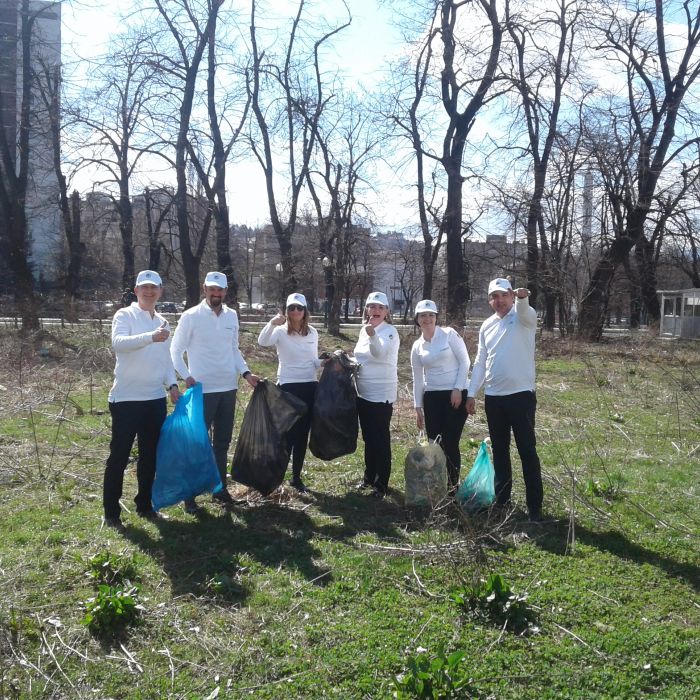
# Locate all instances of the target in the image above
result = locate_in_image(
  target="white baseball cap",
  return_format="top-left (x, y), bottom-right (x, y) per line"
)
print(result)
top-left (286, 293), bottom-right (307, 308)
top-left (488, 278), bottom-right (513, 295)
top-left (414, 299), bottom-right (438, 315)
top-left (204, 271), bottom-right (228, 288)
top-left (365, 291), bottom-right (389, 307)
top-left (135, 270), bottom-right (162, 287)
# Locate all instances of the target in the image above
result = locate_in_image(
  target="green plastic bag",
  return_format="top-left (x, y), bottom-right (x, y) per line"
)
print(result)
top-left (456, 439), bottom-right (495, 511)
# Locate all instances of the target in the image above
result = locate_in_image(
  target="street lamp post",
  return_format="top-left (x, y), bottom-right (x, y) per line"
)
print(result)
top-left (321, 256), bottom-right (333, 328)
top-left (275, 262), bottom-right (284, 307)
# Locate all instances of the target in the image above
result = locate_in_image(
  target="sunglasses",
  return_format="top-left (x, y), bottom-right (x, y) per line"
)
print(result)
top-left (287, 304), bottom-right (305, 312)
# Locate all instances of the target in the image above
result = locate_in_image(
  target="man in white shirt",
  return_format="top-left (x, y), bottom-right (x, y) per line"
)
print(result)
top-left (466, 278), bottom-right (543, 521)
top-left (104, 270), bottom-right (180, 531)
top-left (171, 271), bottom-right (259, 510)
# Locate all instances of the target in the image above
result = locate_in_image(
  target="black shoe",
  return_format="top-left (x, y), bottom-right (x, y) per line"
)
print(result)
top-left (370, 487), bottom-right (386, 500)
top-left (104, 516), bottom-right (126, 533)
top-left (212, 489), bottom-right (235, 506)
top-left (138, 509), bottom-right (168, 522)
top-left (184, 499), bottom-right (200, 514)
top-left (356, 480), bottom-right (373, 491)
top-left (528, 510), bottom-right (543, 523)
top-left (290, 478), bottom-right (309, 493)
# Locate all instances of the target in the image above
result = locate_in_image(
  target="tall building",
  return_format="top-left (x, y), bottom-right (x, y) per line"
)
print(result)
top-left (0, 0), bottom-right (61, 287)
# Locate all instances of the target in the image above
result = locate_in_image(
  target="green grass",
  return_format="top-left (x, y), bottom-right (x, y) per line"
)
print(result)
top-left (0, 326), bottom-right (698, 698)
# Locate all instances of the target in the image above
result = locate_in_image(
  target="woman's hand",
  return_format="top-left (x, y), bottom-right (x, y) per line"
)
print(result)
top-left (415, 408), bottom-right (425, 430)
top-left (271, 313), bottom-right (286, 326)
top-left (362, 323), bottom-right (375, 337)
top-left (450, 389), bottom-right (462, 409)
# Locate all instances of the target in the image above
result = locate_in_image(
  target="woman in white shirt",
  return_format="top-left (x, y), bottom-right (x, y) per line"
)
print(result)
top-left (258, 293), bottom-right (321, 492)
top-left (353, 292), bottom-right (400, 499)
top-left (410, 299), bottom-right (471, 487)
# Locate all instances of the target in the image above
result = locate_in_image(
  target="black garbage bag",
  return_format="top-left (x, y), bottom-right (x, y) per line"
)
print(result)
top-left (309, 351), bottom-right (359, 460)
top-left (231, 380), bottom-right (308, 496)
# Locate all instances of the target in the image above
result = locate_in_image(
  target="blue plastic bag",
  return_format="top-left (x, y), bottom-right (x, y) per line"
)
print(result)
top-left (152, 383), bottom-right (222, 510)
top-left (456, 439), bottom-right (495, 511)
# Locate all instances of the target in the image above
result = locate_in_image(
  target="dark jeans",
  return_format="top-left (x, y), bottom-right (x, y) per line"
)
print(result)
top-left (423, 389), bottom-right (468, 487)
top-left (203, 389), bottom-right (237, 485)
top-left (280, 381), bottom-right (317, 480)
top-left (484, 391), bottom-right (543, 513)
top-left (357, 397), bottom-right (393, 492)
top-left (104, 398), bottom-right (167, 519)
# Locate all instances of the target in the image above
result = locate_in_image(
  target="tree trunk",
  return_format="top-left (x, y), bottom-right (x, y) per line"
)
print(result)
top-left (635, 236), bottom-right (661, 327)
top-left (444, 166), bottom-right (469, 324)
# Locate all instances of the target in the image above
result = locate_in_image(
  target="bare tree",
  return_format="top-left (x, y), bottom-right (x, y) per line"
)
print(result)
top-left (153, 0), bottom-right (223, 307)
top-left (437, 0), bottom-right (504, 324)
top-left (504, 0), bottom-right (583, 325)
top-left (184, 10), bottom-right (250, 299)
top-left (248, 0), bottom-right (350, 299)
top-left (305, 97), bottom-right (377, 335)
top-left (34, 58), bottom-right (83, 321)
top-left (577, 1), bottom-right (700, 340)
top-left (77, 30), bottom-right (162, 289)
top-left (0, 0), bottom-right (55, 330)
top-left (385, 11), bottom-right (444, 299)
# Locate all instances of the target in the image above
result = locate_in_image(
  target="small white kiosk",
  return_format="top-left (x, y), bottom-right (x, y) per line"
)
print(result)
top-left (659, 288), bottom-right (700, 338)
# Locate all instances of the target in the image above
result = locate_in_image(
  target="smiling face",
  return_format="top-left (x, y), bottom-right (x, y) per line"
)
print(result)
top-left (135, 283), bottom-right (162, 311)
top-left (286, 303), bottom-right (306, 328)
top-left (416, 311), bottom-right (437, 336)
top-left (489, 289), bottom-right (515, 318)
top-left (365, 303), bottom-right (388, 327)
top-left (204, 284), bottom-right (227, 310)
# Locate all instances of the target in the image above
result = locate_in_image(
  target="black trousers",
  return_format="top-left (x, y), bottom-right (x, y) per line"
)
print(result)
top-left (484, 391), bottom-right (543, 513)
top-left (357, 397), bottom-right (393, 492)
top-left (203, 389), bottom-right (237, 485)
top-left (423, 389), bottom-right (468, 487)
top-left (103, 398), bottom-right (167, 519)
top-left (279, 381), bottom-right (317, 480)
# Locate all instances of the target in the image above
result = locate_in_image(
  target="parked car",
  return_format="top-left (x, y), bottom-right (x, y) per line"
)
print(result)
top-left (156, 302), bottom-right (179, 313)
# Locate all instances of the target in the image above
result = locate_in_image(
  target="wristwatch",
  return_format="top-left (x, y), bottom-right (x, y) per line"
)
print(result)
top-left (242, 371), bottom-right (251, 379)
top-left (167, 383), bottom-right (178, 391)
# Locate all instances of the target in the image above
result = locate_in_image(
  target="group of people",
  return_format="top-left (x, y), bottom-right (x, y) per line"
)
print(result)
top-left (102, 269), bottom-right (543, 532)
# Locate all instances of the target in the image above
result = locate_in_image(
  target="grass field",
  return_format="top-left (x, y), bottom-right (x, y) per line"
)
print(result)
top-left (0, 324), bottom-right (698, 699)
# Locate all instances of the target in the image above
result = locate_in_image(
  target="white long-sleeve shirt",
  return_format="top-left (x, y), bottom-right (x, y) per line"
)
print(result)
top-left (257, 321), bottom-right (321, 384)
top-left (108, 303), bottom-right (177, 403)
top-left (410, 326), bottom-right (471, 408)
top-left (170, 300), bottom-right (250, 394)
top-left (468, 297), bottom-right (537, 397)
top-left (354, 321), bottom-right (400, 403)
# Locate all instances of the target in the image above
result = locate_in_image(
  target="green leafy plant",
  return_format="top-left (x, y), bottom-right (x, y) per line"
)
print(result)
top-left (85, 550), bottom-right (138, 587)
top-left (451, 574), bottom-right (538, 634)
top-left (391, 646), bottom-right (473, 699)
top-left (81, 585), bottom-right (142, 637)
top-left (585, 471), bottom-right (627, 502)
